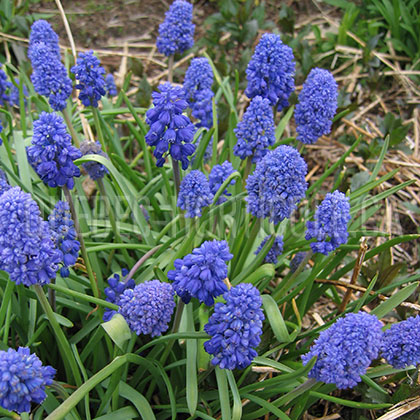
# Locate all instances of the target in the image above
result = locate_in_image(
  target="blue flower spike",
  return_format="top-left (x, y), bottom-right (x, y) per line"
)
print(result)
top-left (246, 145), bottom-right (308, 224)
top-left (168, 240), bottom-right (233, 306)
top-left (0, 347), bottom-right (55, 413)
top-left (204, 283), bottom-right (265, 369)
top-left (295, 68), bottom-right (338, 144)
top-left (145, 82), bottom-right (196, 169)
top-left (157, 0), bottom-right (195, 57)
top-left (119, 280), bottom-right (176, 337)
top-left (302, 312), bottom-right (383, 389)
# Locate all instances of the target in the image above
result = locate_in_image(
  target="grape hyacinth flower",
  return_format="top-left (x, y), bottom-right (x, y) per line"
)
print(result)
top-left (103, 269), bottom-right (135, 322)
top-left (119, 280), bottom-right (175, 337)
top-left (204, 283), bottom-right (264, 369)
top-left (0, 187), bottom-right (61, 286)
top-left (80, 140), bottom-right (109, 180)
top-left (381, 316), bottom-right (420, 369)
top-left (48, 201), bottom-right (80, 278)
top-left (27, 112), bottom-right (82, 189)
top-left (233, 96), bottom-right (275, 162)
top-left (0, 347), bottom-right (55, 413)
top-left (0, 170), bottom-right (11, 196)
top-left (246, 145), bottom-right (307, 224)
top-left (302, 312), bottom-right (383, 389)
top-left (177, 170), bottom-right (213, 217)
top-left (209, 161), bottom-right (236, 204)
top-left (9, 79), bottom-right (28, 108)
top-left (105, 73), bottom-right (117, 97)
top-left (184, 57), bottom-right (214, 128)
top-left (168, 240), bottom-right (233, 306)
top-left (255, 235), bottom-right (284, 264)
top-left (245, 33), bottom-right (295, 111)
top-left (295, 68), bottom-right (338, 144)
top-left (0, 64), bottom-right (11, 106)
top-left (145, 82), bottom-right (196, 169)
top-left (28, 20), bottom-right (60, 60)
top-left (28, 21), bottom-right (72, 112)
top-left (71, 51), bottom-right (106, 107)
top-left (306, 190), bottom-right (351, 255)
top-left (156, 0), bottom-right (195, 57)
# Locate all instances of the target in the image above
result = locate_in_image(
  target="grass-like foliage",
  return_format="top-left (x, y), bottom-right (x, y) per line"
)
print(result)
top-left (0, 1), bottom-right (419, 419)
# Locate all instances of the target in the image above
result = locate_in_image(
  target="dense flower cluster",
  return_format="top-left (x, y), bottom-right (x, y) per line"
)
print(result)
top-left (28, 20), bottom-right (72, 111)
top-left (184, 58), bottom-right (214, 128)
top-left (204, 283), bottom-right (264, 369)
top-left (156, 0), bottom-right (195, 56)
top-left (177, 170), bottom-right (213, 217)
top-left (246, 145), bottom-right (308, 224)
top-left (48, 201), bottom-right (80, 278)
top-left (233, 96), bottom-right (275, 162)
top-left (105, 74), bottom-right (117, 97)
top-left (0, 64), bottom-right (11, 106)
top-left (119, 280), bottom-right (175, 337)
top-left (0, 187), bottom-right (61, 286)
top-left (145, 82), bottom-right (196, 169)
top-left (381, 316), bottom-right (420, 369)
top-left (168, 240), bottom-right (233, 306)
top-left (0, 347), bottom-right (55, 413)
top-left (302, 312), bottom-right (383, 389)
top-left (306, 190), bottom-right (351, 255)
top-left (295, 68), bottom-right (338, 144)
top-left (255, 235), bottom-right (284, 264)
top-left (80, 140), bottom-right (109, 180)
top-left (103, 269), bottom-right (134, 322)
top-left (209, 161), bottom-right (236, 204)
top-left (28, 20), bottom-right (60, 59)
top-left (245, 33), bottom-right (295, 110)
top-left (71, 51), bottom-right (106, 107)
top-left (27, 112), bottom-right (82, 189)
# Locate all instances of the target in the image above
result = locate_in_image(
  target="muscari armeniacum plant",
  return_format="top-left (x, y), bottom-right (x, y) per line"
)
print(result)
top-left (0, 8), bottom-right (417, 419)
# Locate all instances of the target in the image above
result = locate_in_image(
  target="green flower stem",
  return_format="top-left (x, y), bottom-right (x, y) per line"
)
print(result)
top-left (33, 284), bottom-right (83, 387)
top-left (63, 186), bottom-right (100, 299)
top-left (44, 354), bottom-right (152, 420)
top-left (0, 406), bottom-right (19, 419)
top-left (0, 132), bottom-right (18, 175)
top-left (0, 280), bottom-right (14, 329)
top-left (168, 55), bottom-right (174, 83)
top-left (273, 251), bottom-right (313, 300)
top-left (97, 178), bottom-right (133, 265)
top-left (2, 300), bottom-right (11, 345)
top-left (18, 74), bottom-right (27, 138)
top-left (172, 157), bottom-right (181, 195)
top-left (46, 282), bottom-right (118, 310)
top-left (92, 107), bottom-right (106, 151)
top-left (125, 245), bottom-right (162, 282)
top-left (243, 156), bottom-right (253, 185)
top-left (231, 217), bottom-right (261, 279)
top-left (62, 108), bottom-right (80, 148)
